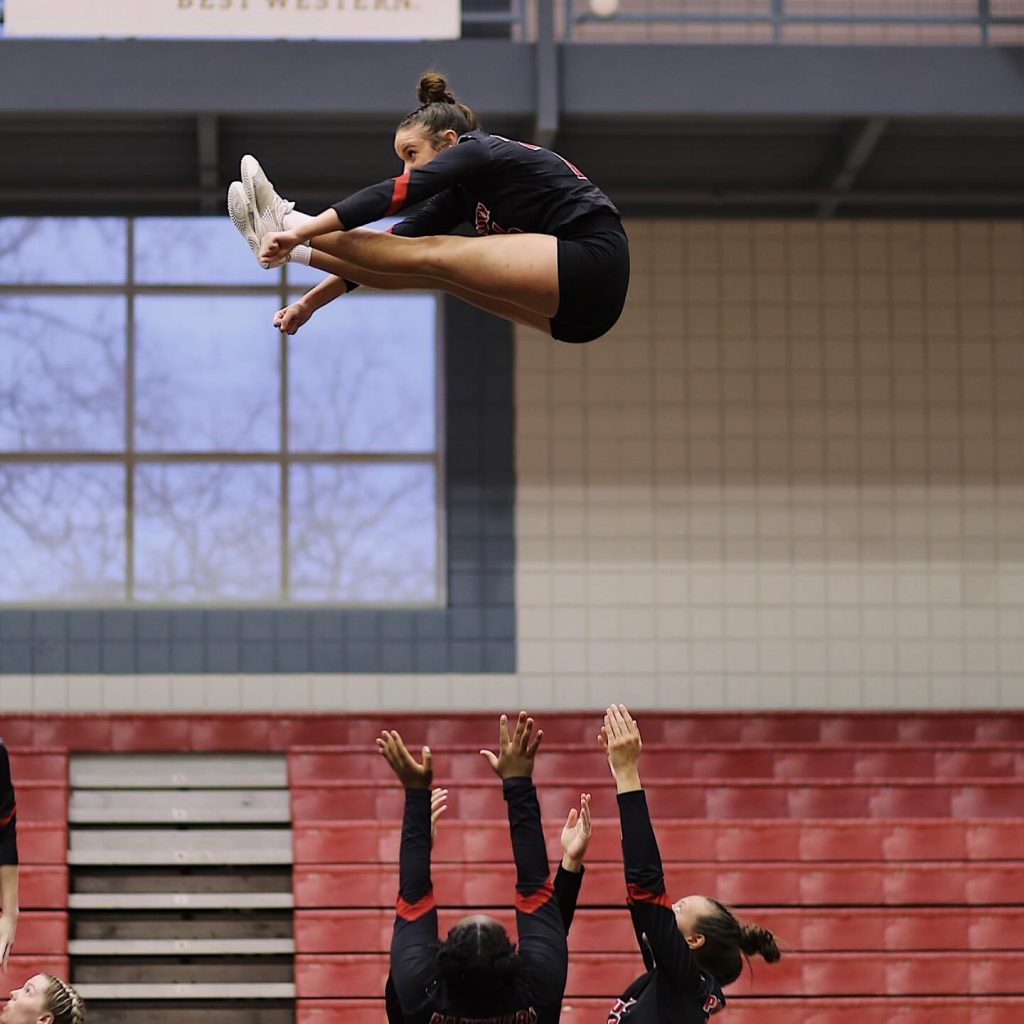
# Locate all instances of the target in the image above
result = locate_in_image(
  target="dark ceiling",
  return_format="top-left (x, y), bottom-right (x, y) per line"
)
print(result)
top-left (2, 39), bottom-right (1024, 219)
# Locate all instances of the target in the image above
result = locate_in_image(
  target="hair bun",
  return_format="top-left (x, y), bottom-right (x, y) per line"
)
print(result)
top-left (418, 71), bottom-right (456, 106)
top-left (739, 923), bottom-right (781, 963)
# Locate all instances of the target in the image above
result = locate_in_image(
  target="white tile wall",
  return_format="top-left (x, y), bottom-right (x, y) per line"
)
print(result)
top-left (7, 220), bottom-right (1023, 711)
top-left (515, 220), bottom-right (1024, 710)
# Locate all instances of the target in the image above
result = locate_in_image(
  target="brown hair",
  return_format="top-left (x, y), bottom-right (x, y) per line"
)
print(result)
top-left (397, 71), bottom-right (479, 149)
top-left (692, 900), bottom-right (781, 986)
top-left (42, 976), bottom-right (86, 1024)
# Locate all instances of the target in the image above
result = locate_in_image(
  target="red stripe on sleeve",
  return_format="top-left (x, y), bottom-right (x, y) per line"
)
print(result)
top-left (626, 883), bottom-right (673, 910)
top-left (396, 888), bottom-right (436, 921)
top-left (514, 880), bottom-right (554, 914)
top-left (386, 171), bottom-right (411, 215)
top-left (0, 805), bottom-right (15, 828)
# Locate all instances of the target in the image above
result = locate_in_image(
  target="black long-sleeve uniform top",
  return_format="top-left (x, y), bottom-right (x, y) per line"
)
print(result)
top-left (0, 741), bottom-right (18, 865)
top-left (390, 779), bottom-right (569, 1024)
top-left (610, 791), bottom-right (725, 1024)
top-left (386, 837), bottom-right (583, 1024)
top-left (333, 130), bottom-right (619, 240)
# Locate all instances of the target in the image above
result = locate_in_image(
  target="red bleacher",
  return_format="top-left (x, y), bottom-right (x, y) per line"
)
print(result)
top-left (2, 746), bottom-right (69, 989)
top-left (3, 712), bottom-right (1023, 1023)
top-left (3, 710), bottom-right (1023, 750)
top-left (283, 712), bottom-right (1024, 1024)
top-left (295, 999), bottom-right (1024, 1024)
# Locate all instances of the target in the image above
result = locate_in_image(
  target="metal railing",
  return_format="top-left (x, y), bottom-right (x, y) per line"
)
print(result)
top-left (567, 0), bottom-right (1024, 43)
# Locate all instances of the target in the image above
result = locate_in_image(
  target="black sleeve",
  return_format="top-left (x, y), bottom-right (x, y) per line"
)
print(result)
top-left (333, 137), bottom-right (491, 230)
top-left (390, 190), bottom-right (467, 238)
top-left (504, 778), bottom-right (568, 1006)
top-left (390, 788), bottom-right (438, 1013)
top-left (618, 789), bottom-right (700, 993)
top-left (553, 864), bottom-right (584, 934)
top-left (0, 743), bottom-right (17, 867)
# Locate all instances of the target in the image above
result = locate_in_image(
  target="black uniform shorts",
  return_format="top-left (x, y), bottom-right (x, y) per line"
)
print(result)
top-left (551, 211), bottom-right (630, 344)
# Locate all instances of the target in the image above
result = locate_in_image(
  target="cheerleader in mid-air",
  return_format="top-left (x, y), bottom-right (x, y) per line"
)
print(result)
top-left (229, 72), bottom-right (629, 345)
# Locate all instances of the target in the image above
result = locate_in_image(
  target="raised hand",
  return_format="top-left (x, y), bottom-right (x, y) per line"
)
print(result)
top-left (480, 711), bottom-right (543, 779)
top-left (376, 730), bottom-right (433, 790)
top-left (598, 704), bottom-right (643, 792)
top-left (560, 792), bottom-right (592, 871)
top-left (430, 787), bottom-right (448, 847)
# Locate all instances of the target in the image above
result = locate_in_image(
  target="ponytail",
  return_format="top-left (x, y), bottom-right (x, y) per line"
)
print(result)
top-left (692, 900), bottom-right (781, 986)
top-left (739, 922), bottom-right (781, 964)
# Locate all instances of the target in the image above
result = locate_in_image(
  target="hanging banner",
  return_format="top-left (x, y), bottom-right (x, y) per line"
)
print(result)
top-left (3, 0), bottom-right (461, 40)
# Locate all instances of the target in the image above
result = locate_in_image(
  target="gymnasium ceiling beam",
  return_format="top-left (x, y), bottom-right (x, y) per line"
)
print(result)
top-left (2, 42), bottom-right (1024, 120)
top-left (2, 42), bottom-right (1023, 217)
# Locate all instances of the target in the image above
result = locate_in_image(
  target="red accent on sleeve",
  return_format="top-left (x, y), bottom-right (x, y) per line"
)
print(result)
top-left (0, 805), bottom-right (15, 828)
top-left (514, 880), bottom-right (554, 914)
top-left (626, 883), bottom-right (673, 910)
top-left (396, 888), bottom-right (436, 921)
top-left (386, 171), bottom-right (411, 215)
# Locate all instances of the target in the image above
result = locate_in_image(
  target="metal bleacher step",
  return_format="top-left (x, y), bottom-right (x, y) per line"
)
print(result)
top-left (69, 788), bottom-right (290, 825)
top-left (69, 891), bottom-right (294, 911)
top-left (73, 983), bottom-right (296, 1000)
top-left (71, 754), bottom-right (288, 790)
top-left (69, 828), bottom-right (292, 865)
top-left (69, 938), bottom-right (295, 956)
top-left (76, 1009), bottom-right (293, 1024)
top-left (66, 752), bottom-right (294, 1018)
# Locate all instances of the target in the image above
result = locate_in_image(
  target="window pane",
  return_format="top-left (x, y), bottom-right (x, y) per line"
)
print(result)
top-left (0, 463), bottom-right (125, 601)
top-left (0, 296), bottom-right (126, 451)
top-left (288, 293), bottom-right (436, 453)
top-left (0, 218), bottom-right (127, 284)
top-left (134, 217), bottom-right (279, 286)
top-left (134, 296), bottom-right (280, 452)
top-left (133, 463), bottom-right (280, 602)
top-left (289, 463), bottom-right (437, 602)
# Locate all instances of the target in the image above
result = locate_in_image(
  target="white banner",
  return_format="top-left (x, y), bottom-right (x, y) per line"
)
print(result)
top-left (4, 0), bottom-right (461, 40)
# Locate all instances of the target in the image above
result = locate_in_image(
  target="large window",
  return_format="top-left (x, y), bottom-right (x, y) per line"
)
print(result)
top-left (0, 217), bottom-right (442, 605)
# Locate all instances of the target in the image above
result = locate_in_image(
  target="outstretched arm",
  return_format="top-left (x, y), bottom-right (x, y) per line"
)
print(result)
top-left (378, 731), bottom-right (440, 1013)
top-left (603, 705), bottom-right (701, 993)
top-left (273, 275), bottom-right (351, 336)
top-left (482, 713), bottom-right (568, 1007)
top-left (262, 139), bottom-right (488, 261)
top-left (271, 191), bottom-right (467, 334)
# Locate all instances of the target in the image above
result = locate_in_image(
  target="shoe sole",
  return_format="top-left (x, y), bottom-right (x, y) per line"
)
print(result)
top-left (240, 154), bottom-right (266, 222)
top-left (229, 179), bottom-right (287, 268)
top-left (227, 181), bottom-right (259, 257)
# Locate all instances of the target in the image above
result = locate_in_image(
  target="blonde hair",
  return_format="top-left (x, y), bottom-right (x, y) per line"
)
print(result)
top-left (43, 976), bottom-right (86, 1024)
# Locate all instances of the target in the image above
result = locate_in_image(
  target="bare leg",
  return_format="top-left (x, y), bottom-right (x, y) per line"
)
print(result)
top-left (311, 229), bottom-right (560, 320)
top-left (309, 250), bottom-right (553, 335)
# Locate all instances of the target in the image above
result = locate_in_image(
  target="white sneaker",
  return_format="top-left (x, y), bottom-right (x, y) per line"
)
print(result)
top-left (241, 154), bottom-right (295, 238)
top-left (227, 180), bottom-right (285, 268)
